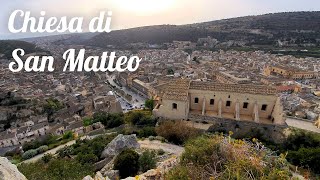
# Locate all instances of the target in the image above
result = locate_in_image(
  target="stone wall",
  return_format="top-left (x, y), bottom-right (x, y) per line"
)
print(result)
top-left (188, 114), bottom-right (287, 144)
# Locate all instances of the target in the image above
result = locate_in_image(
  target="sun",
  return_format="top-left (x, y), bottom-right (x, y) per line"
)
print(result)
top-left (117, 0), bottom-right (174, 15)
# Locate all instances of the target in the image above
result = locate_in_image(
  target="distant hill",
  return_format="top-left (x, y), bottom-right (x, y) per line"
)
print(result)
top-left (85, 11), bottom-right (320, 49)
top-left (0, 40), bottom-right (48, 59)
top-left (22, 32), bottom-right (99, 46)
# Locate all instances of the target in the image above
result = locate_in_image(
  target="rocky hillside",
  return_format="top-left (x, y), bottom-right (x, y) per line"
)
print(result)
top-left (0, 40), bottom-right (48, 59)
top-left (85, 11), bottom-right (320, 49)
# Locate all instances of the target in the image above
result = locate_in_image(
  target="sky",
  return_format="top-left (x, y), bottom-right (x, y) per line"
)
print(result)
top-left (1, 0), bottom-right (320, 39)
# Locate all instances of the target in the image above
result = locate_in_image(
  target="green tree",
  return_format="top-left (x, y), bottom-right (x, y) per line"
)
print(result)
top-left (114, 149), bottom-right (140, 178)
top-left (93, 112), bottom-right (124, 128)
top-left (126, 111), bottom-right (156, 126)
top-left (43, 98), bottom-right (64, 115)
top-left (82, 117), bottom-right (93, 127)
top-left (145, 99), bottom-right (154, 110)
top-left (23, 140), bottom-right (42, 151)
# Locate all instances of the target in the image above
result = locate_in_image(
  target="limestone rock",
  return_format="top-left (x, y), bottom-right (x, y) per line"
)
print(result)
top-left (315, 115), bottom-right (320, 129)
top-left (0, 111), bottom-right (8, 122)
top-left (100, 157), bottom-right (116, 174)
top-left (123, 157), bottom-right (178, 180)
top-left (104, 170), bottom-right (119, 180)
top-left (121, 178), bottom-right (135, 180)
top-left (95, 171), bottom-right (107, 180)
top-left (83, 172), bottom-right (111, 180)
top-left (306, 111), bottom-right (317, 121)
top-left (82, 175), bottom-right (94, 180)
top-left (101, 134), bottom-right (140, 159)
top-left (0, 157), bottom-right (27, 180)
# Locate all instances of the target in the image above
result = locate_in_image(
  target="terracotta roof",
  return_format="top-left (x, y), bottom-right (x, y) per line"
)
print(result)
top-left (190, 81), bottom-right (277, 95)
top-left (161, 79), bottom-right (277, 101)
top-left (162, 79), bottom-right (190, 101)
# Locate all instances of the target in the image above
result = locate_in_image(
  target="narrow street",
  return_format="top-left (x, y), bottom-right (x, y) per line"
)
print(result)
top-left (105, 74), bottom-right (147, 112)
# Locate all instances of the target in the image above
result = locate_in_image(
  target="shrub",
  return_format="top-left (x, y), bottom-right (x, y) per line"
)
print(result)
top-left (280, 129), bottom-right (320, 174)
top-left (283, 129), bottom-right (320, 151)
top-left (287, 148), bottom-right (320, 174)
top-left (42, 135), bottom-right (59, 146)
top-left (43, 98), bottom-right (64, 113)
top-left (145, 99), bottom-right (154, 110)
top-left (22, 140), bottom-right (41, 151)
top-left (167, 135), bottom-right (292, 180)
top-left (63, 131), bottom-right (73, 140)
top-left (37, 145), bottom-right (49, 154)
top-left (18, 158), bottom-right (94, 180)
top-left (106, 114), bottom-right (125, 128)
top-left (83, 117), bottom-right (93, 126)
top-left (93, 112), bottom-right (124, 128)
top-left (125, 111), bottom-right (156, 126)
top-left (136, 116), bottom-right (157, 126)
top-left (165, 166), bottom-right (189, 180)
top-left (114, 149), bottom-right (140, 178)
top-left (127, 111), bottom-right (144, 125)
top-left (71, 134), bottom-right (116, 158)
top-left (42, 153), bottom-right (53, 163)
top-left (22, 135), bottom-right (60, 152)
top-left (22, 149), bottom-right (38, 160)
top-left (139, 150), bottom-right (157, 172)
top-left (76, 153), bottom-right (99, 165)
top-left (157, 149), bottom-right (165, 155)
top-left (156, 121), bottom-right (200, 145)
top-left (57, 146), bottom-right (74, 158)
top-left (138, 127), bottom-right (157, 138)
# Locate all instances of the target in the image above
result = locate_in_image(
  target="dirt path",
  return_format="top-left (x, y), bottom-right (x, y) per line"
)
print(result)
top-left (286, 118), bottom-right (320, 134)
top-left (138, 140), bottom-right (184, 156)
top-left (21, 140), bottom-right (76, 164)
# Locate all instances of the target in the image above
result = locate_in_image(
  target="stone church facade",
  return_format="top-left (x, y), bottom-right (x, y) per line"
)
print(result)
top-left (153, 80), bottom-right (285, 125)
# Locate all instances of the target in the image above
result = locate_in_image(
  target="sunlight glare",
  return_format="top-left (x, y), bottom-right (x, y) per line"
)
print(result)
top-left (117, 0), bottom-right (174, 15)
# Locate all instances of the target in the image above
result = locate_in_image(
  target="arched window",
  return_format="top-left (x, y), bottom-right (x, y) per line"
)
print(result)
top-left (261, 104), bottom-right (268, 111)
top-left (172, 103), bottom-right (178, 109)
top-left (243, 102), bottom-right (249, 109)
top-left (194, 97), bottom-right (199, 104)
top-left (210, 99), bottom-right (215, 105)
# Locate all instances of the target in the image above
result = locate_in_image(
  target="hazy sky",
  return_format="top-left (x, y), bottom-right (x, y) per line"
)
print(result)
top-left (1, 0), bottom-right (320, 39)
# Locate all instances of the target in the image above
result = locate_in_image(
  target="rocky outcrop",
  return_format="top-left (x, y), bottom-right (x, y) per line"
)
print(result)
top-left (82, 171), bottom-right (116, 180)
top-left (306, 111), bottom-right (317, 121)
top-left (315, 115), bottom-right (320, 129)
top-left (101, 134), bottom-right (140, 159)
top-left (103, 170), bottom-right (119, 180)
top-left (99, 134), bottom-right (139, 178)
top-left (0, 157), bottom-right (27, 180)
top-left (83, 173), bottom-right (109, 180)
top-left (123, 157), bottom-right (178, 180)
